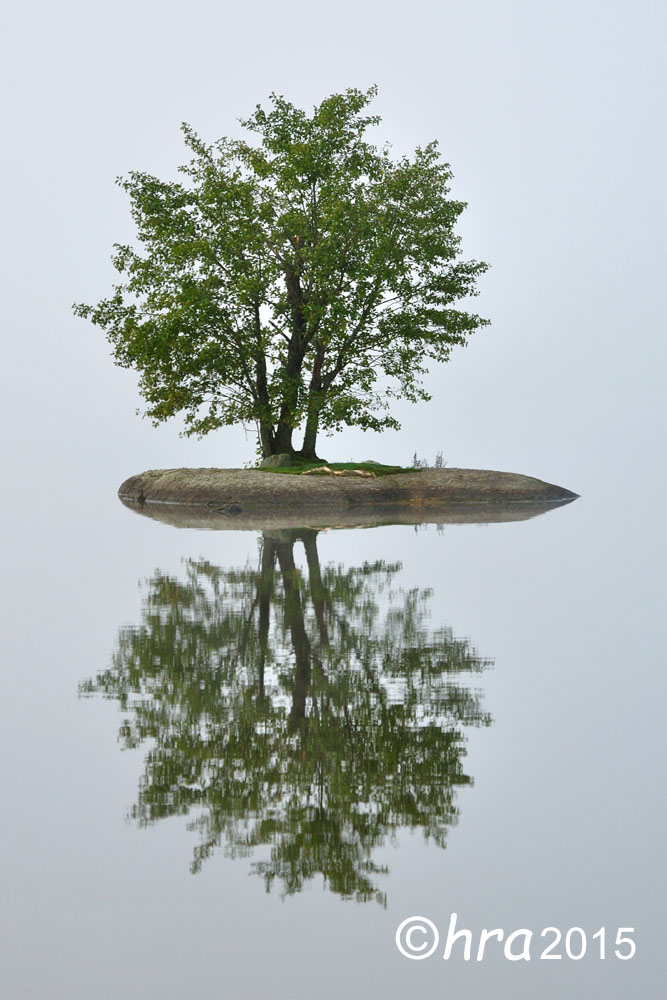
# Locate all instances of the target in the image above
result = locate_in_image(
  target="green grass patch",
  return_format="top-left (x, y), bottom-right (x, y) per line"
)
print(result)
top-left (256, 460), bottom-right (416, 477)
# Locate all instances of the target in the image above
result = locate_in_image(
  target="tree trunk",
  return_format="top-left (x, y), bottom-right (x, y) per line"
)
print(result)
top-left (253, 302), bottom-right (278, 460)
top-left (297, 342), bottom-right (326, 460)
top-left (271, 422), bottom-right (295, 456)
top-left (271, 263), bottom-right (309, 457)
top-left (298, 404), bottom-right (321, 460)
top-left (258, 421), bottom-right (275, 459)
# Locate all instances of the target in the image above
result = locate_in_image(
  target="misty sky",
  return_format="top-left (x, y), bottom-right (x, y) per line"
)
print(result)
top-left (1, 0), bottom-right (665, 499)
top-left (1, 6), bottom-right (666, 997)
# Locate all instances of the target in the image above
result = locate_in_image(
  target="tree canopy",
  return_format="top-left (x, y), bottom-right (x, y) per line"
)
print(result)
top-left (81, 530), bottom-right (492, 903)
top-left (74, 87), bottom-right (489, 459)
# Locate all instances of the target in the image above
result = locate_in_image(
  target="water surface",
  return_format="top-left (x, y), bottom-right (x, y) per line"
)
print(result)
top-left (1, 489), bottom-right (663, 999)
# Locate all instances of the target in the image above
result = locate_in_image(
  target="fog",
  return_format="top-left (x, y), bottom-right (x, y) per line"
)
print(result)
top-left (1, 2), bottom-right (665, 998)
top-left (2, 0), bottom-right (664, 502)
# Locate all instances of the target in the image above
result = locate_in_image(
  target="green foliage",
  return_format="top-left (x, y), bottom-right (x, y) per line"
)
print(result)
top-left (81, 531), bottom-right (492, 904)
top-left (74, 87), bottom-right (489, 456)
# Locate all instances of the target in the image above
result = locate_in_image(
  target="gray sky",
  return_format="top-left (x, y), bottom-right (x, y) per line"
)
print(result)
top-left (1, 0), bottom-right (665, 498)
top-left (1, 6), bottom-right (666, 997)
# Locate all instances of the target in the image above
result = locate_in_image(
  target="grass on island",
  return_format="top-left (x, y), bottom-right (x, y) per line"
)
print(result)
top-left (256, 460), bottom-right (416, 477)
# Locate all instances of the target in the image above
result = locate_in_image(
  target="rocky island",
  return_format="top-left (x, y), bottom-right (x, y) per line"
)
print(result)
top-left (118, 467), bottom-right (578, 531)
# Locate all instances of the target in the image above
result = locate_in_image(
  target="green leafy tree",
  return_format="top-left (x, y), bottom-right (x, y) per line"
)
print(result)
top-left (82, 530), bottom-right (492, 903)
top-left (74, 87), bottom-right (489, 459)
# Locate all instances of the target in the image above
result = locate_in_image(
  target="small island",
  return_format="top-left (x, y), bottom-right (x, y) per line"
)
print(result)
top-left (77, 88), bottom-right (578, 532)
top-left (118, 466), bottom-right (578, 531)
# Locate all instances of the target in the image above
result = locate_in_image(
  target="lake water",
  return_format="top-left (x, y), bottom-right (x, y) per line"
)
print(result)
top-left (1, 473), bottom-right (664, 999)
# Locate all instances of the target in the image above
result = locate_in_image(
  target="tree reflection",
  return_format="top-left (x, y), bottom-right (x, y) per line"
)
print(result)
top-left (82, 530), bottom-right (492, 904)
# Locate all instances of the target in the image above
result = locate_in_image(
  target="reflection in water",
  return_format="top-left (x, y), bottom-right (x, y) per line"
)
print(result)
top-left (82, 529), bottom-right (492, 904)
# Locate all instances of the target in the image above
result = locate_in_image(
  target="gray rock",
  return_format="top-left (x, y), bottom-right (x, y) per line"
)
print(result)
top-left (260, 453), bottom-right (292, 468)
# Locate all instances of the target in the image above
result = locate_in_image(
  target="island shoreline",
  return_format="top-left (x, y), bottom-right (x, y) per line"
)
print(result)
top-left (118, 467), bottom-right (578, 530)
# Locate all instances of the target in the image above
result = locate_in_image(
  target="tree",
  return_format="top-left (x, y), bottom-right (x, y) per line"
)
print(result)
top-left (81, 530), bottom-right (492, 903)
top-left (74, 87), bottom-right (489, 459)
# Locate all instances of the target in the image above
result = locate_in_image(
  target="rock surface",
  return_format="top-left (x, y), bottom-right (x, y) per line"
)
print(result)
top-left (117, 467), bottom-right (578, 531)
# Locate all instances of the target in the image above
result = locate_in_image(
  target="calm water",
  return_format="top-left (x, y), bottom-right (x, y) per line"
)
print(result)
top-left (1, 480), bottom-right (664, 998)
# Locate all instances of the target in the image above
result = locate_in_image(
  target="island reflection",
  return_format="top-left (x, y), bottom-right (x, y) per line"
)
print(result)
top-left (82, 528), bottom-right (492, 905)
